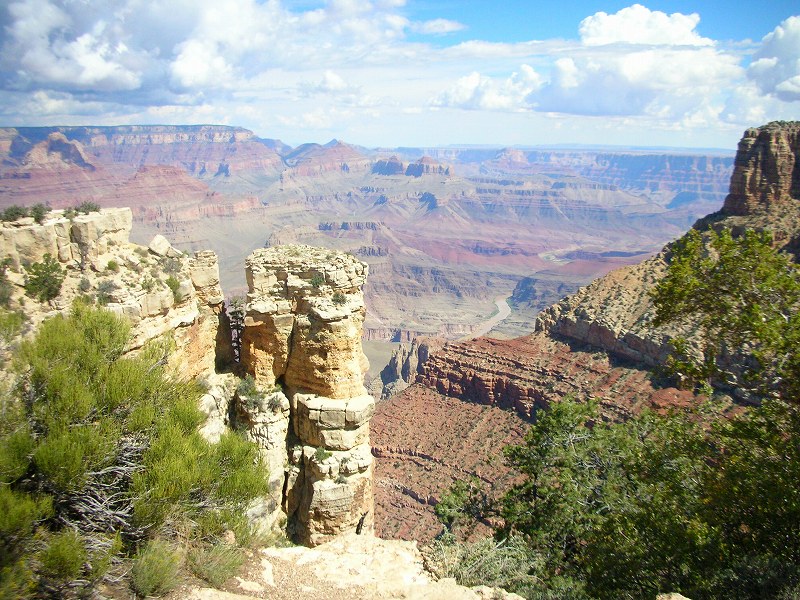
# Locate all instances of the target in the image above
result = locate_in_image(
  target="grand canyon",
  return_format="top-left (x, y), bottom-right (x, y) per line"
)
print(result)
top-left (0, 125), bottom-right (734, 371)
top-left (2, 120), bottom-right (798, 599)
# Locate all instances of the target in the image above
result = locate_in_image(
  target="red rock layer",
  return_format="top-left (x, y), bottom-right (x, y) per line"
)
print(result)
top-left (372, 333), bottom-right (699, 541)
top-left (372, 386), bottom-right (527, 541)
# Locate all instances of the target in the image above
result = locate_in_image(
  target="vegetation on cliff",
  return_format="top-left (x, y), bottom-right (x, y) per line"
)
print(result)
top-left (433, 396), bottom-right (799, 600)
top-left (432, 228), bottom-right (800, 599)
top-left (652, 227), bottom-right (800, 399)
top-left (0, 303), bottom-right (269, 597)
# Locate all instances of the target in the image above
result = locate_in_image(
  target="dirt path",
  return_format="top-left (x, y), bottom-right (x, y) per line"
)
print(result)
top-left (171, 534), bottom-right (522, 600)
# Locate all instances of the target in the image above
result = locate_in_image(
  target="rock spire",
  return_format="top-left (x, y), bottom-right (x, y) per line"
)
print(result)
top-left (239, 245), bottom-right (374, 546)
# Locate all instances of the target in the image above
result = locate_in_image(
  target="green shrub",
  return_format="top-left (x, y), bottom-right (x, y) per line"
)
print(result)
top-left (0, 267), bottom-right (13, 308)
top-left (106, 259), bottom-right (120, 272)
top-left (310, 273), bottom-right (325, 288)
top-left (96, 279), bottom-right (117, 305)
top-left (24, 254), bottom-right (65, 302)
top-left (314, 447), bottom-right (332, 462)
top-left (38, 529), bottom-right (87, 582)
top-left (130, 539), bottom-right (182, 597)
top-left (332, 291), bottom-right (347, 305)
top-left (74, 201), bottom-right (100, 214)
top-left (165, 276), bottom-right (182, 303)
top-left (29, 203), bottom-right (49, 224)
top-left (236, 374), bottom-right (259, 398)
top-left (0, 486), bottom-right (53, 547)
top-left (427, 535), bottom-right (540, 594)
top-left (189, 543), bottom-right (244, 587)
top-left (2, 303), bottom-right (269, 596)
top-left (0, 309), bottom-right (24, 343)
top-left (162, 257), bottom-right (182, 274)
top-left (0, 205), bottom-right (29, 222)
top-left (78, 277), bottom-right (92, 293)
top-left (141, 276), bottom-right (156, 292)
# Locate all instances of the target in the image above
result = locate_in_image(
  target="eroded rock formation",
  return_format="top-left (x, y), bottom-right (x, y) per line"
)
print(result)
top-left (239, 245), bottom-right (374, 546)
top-left (0, 207), bottom-right (231, 384)
top-left (538, 121), bottom-right (800, 367)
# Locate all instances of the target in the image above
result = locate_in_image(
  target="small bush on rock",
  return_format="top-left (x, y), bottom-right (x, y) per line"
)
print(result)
top-left (24, 254), bottom-right (64, 302)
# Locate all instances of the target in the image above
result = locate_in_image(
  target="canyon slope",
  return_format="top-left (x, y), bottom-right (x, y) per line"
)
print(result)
top-left (372, 120), bottom-right (799, 542)
top-left (0, 125), bottom-right (733, 355)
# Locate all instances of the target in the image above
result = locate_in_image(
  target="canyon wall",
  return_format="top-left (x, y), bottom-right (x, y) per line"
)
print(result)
top-left (239, 245), bottom-right (374, 546)
top-left (538, 121), bottom-right (800, 368)
top-left (0, 207), bottom-right (231, 382)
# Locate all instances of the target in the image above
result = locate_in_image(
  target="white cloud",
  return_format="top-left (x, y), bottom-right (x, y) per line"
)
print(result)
top-left (533, 47), bottom-right (742, 117)
top-left (578, 4), bottom-right (713, 47)
top-left (432, 65), bottom-right (542, 111)
top-left (748, 16), bottom-right (800, 102)
top-left (411, 19), bottom-right (465, 35)
top-left (0, 0), bottom-right (795, 147)
top-left (4, 0), bottom-right (142, 91)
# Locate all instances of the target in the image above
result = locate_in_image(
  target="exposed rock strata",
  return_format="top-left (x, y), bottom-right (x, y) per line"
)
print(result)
top-left (538, 121), bottom-right (800, 367)
top-left (0, 208), bottom-right (230, 382)
top-left (240, 245), bottom-right (374, 546)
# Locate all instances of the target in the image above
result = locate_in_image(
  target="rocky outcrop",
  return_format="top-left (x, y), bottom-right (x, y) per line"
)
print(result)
top-left (0, 207), bottom-right (131, 269)
top-left (538, 121), bottom-right (800, 367)
top-left (239, 245), bottom-right (374, 546)
top-left (0, 208), bottom-right (231, 382)
top-left (379, 337), bottom-right (441, 398)
top-left (405, 156), bottom-right (451, 177)
top-left (722, 121), bottom-right (800, 217)
top-left (372, 155), bottom-right (405, 175)
top-left (284, 141), bottom-right (372, 177)
top-left (6, 125), bottom-right (284, 178)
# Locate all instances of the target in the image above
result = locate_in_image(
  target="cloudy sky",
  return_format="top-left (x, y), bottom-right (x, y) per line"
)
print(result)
top-left (1, 0), bottom-right (798, 149)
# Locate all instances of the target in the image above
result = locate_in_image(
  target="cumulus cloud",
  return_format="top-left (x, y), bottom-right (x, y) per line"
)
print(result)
top-left (578, 3), bottom-right (713, 46)
top-left (533, 47), bottom-right (742, 117)
top-left (748, 16), bottom-right (800, 102)
top-left (0, 0), bottom-right (796, 146)
top-left (432, 5), bottom-right (739, 122)
top-left (432, 65), bottom-right (542, 111)
top-left (3, 0), bottom-right (143, 91)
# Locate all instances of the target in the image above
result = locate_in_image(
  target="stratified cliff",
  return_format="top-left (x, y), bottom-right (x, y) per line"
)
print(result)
top-left (537, 121), bottom-right (800, 367)
top-left (238, 246), bottom-right (374, 546)
top-left (0, 207), bottom-right (230, 380)
top-left (373, 121), bottom-right (799, 542)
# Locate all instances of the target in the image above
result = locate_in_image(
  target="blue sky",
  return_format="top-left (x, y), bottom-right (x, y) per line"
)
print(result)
top-left (0, 1), bottom-right (798, 150)
top-left (401, 1), bottom-right (799, 43)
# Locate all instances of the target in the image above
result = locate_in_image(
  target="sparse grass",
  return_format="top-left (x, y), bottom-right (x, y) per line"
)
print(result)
top-left (189, 543), bottom-right (244, 588)
top-left (130, 539), bottom-right (182, 598)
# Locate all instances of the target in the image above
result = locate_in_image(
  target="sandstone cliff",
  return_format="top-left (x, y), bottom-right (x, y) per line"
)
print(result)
top-left (0, 207), bottom-right (231, 381)
top-left (238, 245), bottom-right (374, 546)
top-left (537, 121), bottom-right (800, 368)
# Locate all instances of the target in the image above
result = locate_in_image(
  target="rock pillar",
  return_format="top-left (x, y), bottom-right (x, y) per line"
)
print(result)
top-left (240, 245), bottom-right (374, 546)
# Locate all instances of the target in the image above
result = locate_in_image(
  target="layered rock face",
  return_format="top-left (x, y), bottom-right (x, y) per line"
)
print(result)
top-left (722, 121), bottom-right (800, 217)
top-left (0, 208), bottom-right (231, 381)
top-left (240, 245), bottom-right (374, 546)
top-left (538, 121), bottom-right (800, 366)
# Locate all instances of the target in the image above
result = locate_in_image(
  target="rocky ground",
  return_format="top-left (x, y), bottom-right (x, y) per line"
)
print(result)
top-left (165, 534), bottom-right (522, 600)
